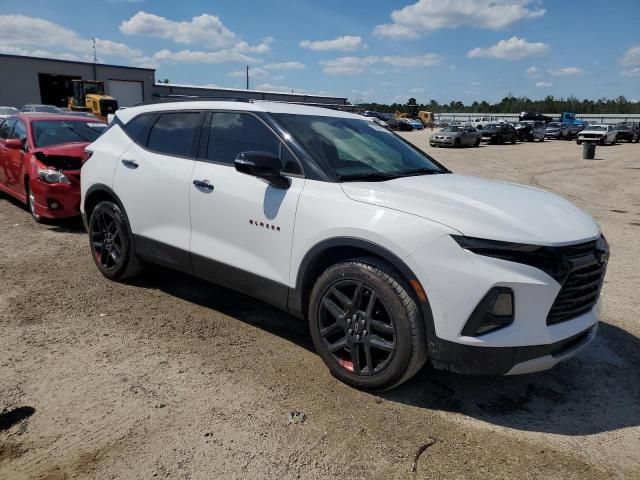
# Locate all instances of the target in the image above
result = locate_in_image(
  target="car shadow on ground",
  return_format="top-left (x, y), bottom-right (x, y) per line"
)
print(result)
top-left (129, 266), bottom-right (639, 436)
top-left (384, 321), bottom-right (640, 436)
top-left (130, 266), bottom-right (313, 350)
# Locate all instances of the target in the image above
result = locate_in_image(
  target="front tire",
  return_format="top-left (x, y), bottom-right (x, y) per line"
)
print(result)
top-left (88, 201), bottom-right (143, 280)
top-left (308, 258), bottom-right (427, 391)
top-left (25, 182), bottom-right (43, 223)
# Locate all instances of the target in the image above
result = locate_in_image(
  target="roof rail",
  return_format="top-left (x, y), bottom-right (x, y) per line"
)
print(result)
top-left (148, 95), bottom-right (254, 103)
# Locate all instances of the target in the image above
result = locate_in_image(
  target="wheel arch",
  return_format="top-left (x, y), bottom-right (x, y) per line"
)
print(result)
top-left (289, 237), bottom-right (437, 342)
top-left (83, 184), bottom-right (127, 229)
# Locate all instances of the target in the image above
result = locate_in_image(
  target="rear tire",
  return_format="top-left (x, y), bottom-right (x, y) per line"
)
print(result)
top-left (88, 201), bottom-right (143, 280)
top-left (308, 257), bottom-right (427, 391)
top-left (474, 138), bottom-right (480, 147)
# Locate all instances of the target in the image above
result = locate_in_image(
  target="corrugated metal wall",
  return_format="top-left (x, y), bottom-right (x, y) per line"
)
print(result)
top-left (0, 54), bottom-right (155, 108)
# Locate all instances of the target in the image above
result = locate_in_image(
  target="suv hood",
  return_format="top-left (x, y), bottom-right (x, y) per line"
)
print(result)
top-left (341, 174), bottom-right (599, 245)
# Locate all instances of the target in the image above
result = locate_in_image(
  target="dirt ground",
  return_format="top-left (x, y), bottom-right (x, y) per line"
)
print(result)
top-left (1, 136), bottom-right (639, 479)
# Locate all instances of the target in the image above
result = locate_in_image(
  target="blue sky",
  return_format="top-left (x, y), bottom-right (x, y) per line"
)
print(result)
top-left (1, 0), bottom-right (639, 103)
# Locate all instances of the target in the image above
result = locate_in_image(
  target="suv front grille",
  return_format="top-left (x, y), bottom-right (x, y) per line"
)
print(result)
top-left (547, 240), bottom-right (608, 325)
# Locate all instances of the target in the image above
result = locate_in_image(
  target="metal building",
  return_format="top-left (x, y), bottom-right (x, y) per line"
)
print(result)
top-left (0, 54), bottom-right (348, 109)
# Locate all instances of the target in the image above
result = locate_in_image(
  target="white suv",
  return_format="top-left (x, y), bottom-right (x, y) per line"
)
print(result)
top-left (81, 100), bottom-right (608, 391)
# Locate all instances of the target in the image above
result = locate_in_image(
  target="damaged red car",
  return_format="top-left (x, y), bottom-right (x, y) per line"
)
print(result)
top-left (0, 114), bottom-right (106, 221)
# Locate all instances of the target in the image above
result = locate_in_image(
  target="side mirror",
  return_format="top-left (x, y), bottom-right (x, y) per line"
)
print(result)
top-left (5, 138), bottom-right (23, 150)
top-left (235, 151), bottom-right (290, 189)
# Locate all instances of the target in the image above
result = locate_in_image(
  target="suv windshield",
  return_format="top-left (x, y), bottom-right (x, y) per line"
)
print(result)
top-left (273, 114), bottom-right (446, 181)
top-left (32, 120), bottom-right (107, 147)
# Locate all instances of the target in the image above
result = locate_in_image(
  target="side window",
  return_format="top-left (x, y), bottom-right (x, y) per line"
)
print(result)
top-left (147, 112), bottom-right (202, 158)
top-left (0, 119), bottom-right (15, 139)
top-left (207, 112), bottom-right (301, 175)
top-left (125, 114), bottom-right (155, 146)
top-left (10, 120), bottom-right (27, 141)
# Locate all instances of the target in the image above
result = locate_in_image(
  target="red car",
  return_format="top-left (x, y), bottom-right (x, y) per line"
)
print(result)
top-left (0, 114), bottom-right (106, 221)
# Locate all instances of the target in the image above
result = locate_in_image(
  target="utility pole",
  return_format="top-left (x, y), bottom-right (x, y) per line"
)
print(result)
top-left (246, 65), bottom-right (249, 90)
top-left (91, 38), bottom-right (98, 80)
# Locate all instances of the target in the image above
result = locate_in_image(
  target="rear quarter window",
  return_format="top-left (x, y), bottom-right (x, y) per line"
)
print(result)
top-left (124, 113), bottom-right (155, 146)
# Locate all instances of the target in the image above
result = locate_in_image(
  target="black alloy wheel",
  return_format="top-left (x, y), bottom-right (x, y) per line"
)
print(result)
top-left (88, 201), bottom-right (143, 280)
top-left (91, 209), bottom-right (123, 271)
top-left (317, 279), bottom-right (396, 376)
top-left (309, 258), bottom-right (427, 391)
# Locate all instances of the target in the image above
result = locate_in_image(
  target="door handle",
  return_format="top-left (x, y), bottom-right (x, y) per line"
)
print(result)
top-left (193, 179), bottom-right (214, 191)
top-left (121, 159), bottom-right (138, 169)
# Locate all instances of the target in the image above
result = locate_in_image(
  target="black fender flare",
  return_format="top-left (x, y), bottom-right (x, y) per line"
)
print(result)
top-left (288, 237), bottom-right (437, 346)
top-left (82, 184), bottom-right (127, 229)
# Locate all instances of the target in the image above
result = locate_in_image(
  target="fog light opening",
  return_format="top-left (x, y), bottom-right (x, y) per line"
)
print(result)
top-left (462, 287), bottom-right (514, 337)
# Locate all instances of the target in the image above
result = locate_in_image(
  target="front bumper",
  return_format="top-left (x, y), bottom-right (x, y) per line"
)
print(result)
top-left (30, 176), bottom-right (81, 219)
top-left (430, 137), bottom-right (456, 146)
top-left (429, 324), bottom-right (597, 375)
top-left (406, 234), bottom-right (602, 375)
top-left (545, 131), bottom-right (562, 138)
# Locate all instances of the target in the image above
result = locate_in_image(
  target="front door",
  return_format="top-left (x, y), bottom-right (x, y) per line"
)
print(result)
top-left (189, 111), bottom-right (305, 308)
top-left (5, 119), bottom-right (28, 199)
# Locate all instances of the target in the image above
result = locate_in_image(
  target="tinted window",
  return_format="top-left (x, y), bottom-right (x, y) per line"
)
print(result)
top-left (148, 112), bottom-right (202, 158)
top-left (31, 120), bottom-right (106, 147)
top-left (207, 112), bottom-right (301, 174)
top-left (0, 119), bottom-right (15, 139)
top-left (125, 114), bottom-right (155, 145)
top-left (11, 120), bottom-right (27, 141)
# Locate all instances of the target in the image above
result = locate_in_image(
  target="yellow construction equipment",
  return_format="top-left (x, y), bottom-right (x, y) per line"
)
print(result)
top-left (418, 111), bottom-right (434, 128)
top-left (67, 80), bottom-right (118, 121)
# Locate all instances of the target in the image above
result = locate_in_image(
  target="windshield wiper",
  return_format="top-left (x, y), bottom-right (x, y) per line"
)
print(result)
top-left (397, 168), bottom-right (441, 177)
top-left (337, 172), bottom-right (399, 182)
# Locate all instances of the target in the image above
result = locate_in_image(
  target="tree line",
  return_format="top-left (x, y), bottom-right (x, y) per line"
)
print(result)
top-left (359, 95), bottom-right (640, 115)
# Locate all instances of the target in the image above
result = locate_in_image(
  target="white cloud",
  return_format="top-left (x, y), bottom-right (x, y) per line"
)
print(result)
top-left (321, 54), bottom-right (441, 75)
top-left (151, 49), bottom-right (259, 65)
top-left (467, 36), bottom-right (549, 60)
top-left (410, 87), bottom-right (425, 94)
top-left (535, 81), bottom-right (552, 87)
top-left (621, 45), bottom-right (640, 66)
top-left (525, 66), bottom-right (540, 77)
top-left (120, 12), bottom-right (236, 48)
top-left (469, 81), bottom-right (480, 86)
top-left (300, 35), bottom-right (364, 52)
top-left (621, 67), bottom-right (640, 77)
top-left (264, 61), bottom-right (306, 70)
top-left (374, 0), bottom-right (545, 38)
top-left (229, 67), bottom-right (268, 78)
top-left (547, 67), bottom-right (584, 76)
top-left (0, 14), bottom-right (141, 61)
top-left (621, 45), bottom-right (640, 76)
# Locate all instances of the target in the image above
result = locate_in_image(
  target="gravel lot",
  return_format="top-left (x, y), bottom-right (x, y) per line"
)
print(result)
top-left (1, 135), bottom-right (639, 479)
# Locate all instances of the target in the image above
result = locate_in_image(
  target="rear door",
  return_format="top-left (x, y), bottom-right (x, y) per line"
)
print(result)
top-left (112, 111), bottom-right (203, 272)
top-left (188, 111), bottom-right (305, 307)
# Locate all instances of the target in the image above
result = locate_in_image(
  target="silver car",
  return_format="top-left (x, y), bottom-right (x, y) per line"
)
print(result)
top-left (429, 125), bottom-right (481, 147)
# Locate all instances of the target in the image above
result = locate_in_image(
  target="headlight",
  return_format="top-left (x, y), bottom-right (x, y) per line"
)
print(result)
top-left (451, 234), bottom-right (570, 282)
top-left (37, 168), bottom-right (70, 184)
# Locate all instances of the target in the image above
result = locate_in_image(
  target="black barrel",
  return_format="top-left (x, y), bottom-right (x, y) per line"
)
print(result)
top-left (582, 142), bottom-right (596, 160)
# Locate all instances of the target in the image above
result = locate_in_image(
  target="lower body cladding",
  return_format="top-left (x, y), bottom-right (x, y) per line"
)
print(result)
top-left (406, 234), bottom-right (602, 375)
top-left (29, 177), bottom-right (81, 219)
